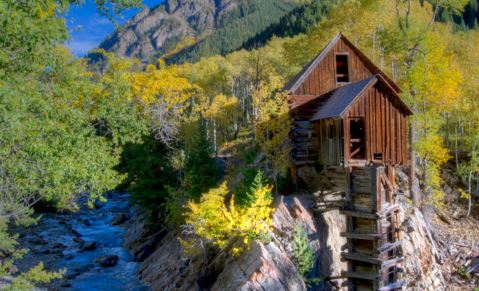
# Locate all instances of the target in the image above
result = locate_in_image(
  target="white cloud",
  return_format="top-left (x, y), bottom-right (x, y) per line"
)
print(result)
top-left (67, 40), bottom-right (101, 57)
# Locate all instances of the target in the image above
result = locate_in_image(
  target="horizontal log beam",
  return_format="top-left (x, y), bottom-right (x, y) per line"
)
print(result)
top-left (341, 252), bottom-right (383, 264)
top-left (342, 271), bottom-right (382, 281)
top-left (377, 204), bottom-right (400, 218)
top-left (378, 241), bottom-right (402, 254)
top-left (340, 209), bottom-right (377, 219)
top-left (382, 257), bottom-right (404, 269)
top-left (340, 232), bottom-right (381, 240)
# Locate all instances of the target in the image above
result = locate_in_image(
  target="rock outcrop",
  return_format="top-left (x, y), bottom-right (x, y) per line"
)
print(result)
top-left (96, 0), bottom-right (296, 64)
top-left (123, 195), bottom-right (328, 291)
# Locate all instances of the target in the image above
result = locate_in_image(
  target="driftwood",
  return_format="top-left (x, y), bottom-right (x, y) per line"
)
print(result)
top-left (437, 209), bottom-right (453, 225)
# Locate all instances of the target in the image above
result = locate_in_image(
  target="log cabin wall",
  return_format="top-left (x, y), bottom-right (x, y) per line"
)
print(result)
top-left (342, 81), bottom-right (408, 167)
top-left (292, 38), bottom-right (375, 96)
top-left (288, 94), bottom-right (324, 167)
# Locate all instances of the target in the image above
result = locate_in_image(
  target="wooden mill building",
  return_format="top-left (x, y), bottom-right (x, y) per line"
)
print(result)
top-left (284, 32), bottom-right (412, 291)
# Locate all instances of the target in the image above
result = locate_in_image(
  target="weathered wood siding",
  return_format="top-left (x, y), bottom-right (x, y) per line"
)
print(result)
top-left (292, 38), bottom-right (375, 96)
top-left (342, 81), bottom-right (408, 166)
top-left (316, 118), bottom-right (343, 166)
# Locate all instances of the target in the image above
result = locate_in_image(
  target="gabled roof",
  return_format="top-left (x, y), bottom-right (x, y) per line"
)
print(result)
top-left (310, 75), bottom-right (412, 121)
top-left (283, 32), bottom-right (402, 94)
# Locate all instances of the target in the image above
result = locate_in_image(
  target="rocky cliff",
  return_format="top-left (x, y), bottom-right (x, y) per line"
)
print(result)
top-left (123, 196), bottom-right (315, 291)
top-left (96, 0), bottom-right (296, 64)
top-left (122, 173), bottom-right (456, 291)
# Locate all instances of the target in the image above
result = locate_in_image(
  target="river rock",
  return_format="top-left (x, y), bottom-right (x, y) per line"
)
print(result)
top-left (73, 237), bottom-right (84, 244)
top-left (64, 253), bottom-right (74, 260)
top-left (111, 213), bottom-right (130, 225)
top-left (70, 227), bottom-right (82, 237)
top-left (83, 219), bottom-right (91, 226)
top-left (32, 245), bottom-right (52, 254)
top-left (74, 264), bottom-right (93, 273)
top-left (79, 241), bottom-right (98, 252)
top-left (52, 242), bottom-right (65, 249)
top-left (64, 272), bottom-right (80, 279)
top-left (93, 255), bottom-right (119, 268)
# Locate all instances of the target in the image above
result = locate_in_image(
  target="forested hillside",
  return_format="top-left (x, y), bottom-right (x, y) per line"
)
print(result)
top-left (438, 0), bottom-right (479, 30)
top-left (92, 0), bottom-right (298, 65)
top-left (2, 0), bottom-right (479, 289)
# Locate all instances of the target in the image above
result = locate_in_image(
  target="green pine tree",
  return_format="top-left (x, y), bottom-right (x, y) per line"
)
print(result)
top-left (184, 119), bottom-right (219, 199)
top-left (117, 134), bottom-right (174, 214)
top-left (235, 169), bottom-right (272, 207)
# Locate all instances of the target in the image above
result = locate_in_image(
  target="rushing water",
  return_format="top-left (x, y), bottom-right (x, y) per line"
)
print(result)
top-left (11, 192), bottom-right (149, 291)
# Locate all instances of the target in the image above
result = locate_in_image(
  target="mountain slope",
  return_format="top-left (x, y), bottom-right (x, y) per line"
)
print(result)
top-left (97, 0), bottom-right (297, 64)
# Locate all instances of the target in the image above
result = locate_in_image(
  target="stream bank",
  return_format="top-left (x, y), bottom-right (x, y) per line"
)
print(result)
top-left (5, 191), bottom-right (148, 291)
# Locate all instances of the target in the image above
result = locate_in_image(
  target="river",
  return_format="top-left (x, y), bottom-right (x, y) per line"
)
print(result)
top-left (9, 191), bottom-right (149, 291)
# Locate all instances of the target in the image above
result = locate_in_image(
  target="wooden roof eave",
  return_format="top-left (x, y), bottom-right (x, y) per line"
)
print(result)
top-left (283, 32), bottom-right (404, 96)
top-left (338, 77), bottom-right (379, 119)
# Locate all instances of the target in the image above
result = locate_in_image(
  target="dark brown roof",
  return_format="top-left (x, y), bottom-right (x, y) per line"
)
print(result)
top-left (310, 75), bottom-right (413, 121)
top-left (310, 76), bottom-right (377, 121)
top-left (283, 32), bottom-right (402, 94)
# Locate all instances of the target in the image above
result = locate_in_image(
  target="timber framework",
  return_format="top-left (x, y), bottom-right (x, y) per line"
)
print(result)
top-left (284, 32), bottom-right (413, 291)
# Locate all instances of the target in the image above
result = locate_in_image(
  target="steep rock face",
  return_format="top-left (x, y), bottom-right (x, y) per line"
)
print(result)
top-left (123, 196), bottom-right (327, 291)
top-left (399, 201), bottom-right (445, 290)
top-left (100, 0), bottom-right (232, 62)
top-left (97, 0), bottom-right (296, 64)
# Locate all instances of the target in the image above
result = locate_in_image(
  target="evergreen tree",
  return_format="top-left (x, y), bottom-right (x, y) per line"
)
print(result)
top-left (184, 119), bottom-right (219, 199)
top-left (117, 134), bottom-right (174, 214)
top-left (236, 170), bottom-right (271, 207)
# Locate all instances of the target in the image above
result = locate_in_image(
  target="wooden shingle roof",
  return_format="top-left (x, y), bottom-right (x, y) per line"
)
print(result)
top-left (310, 75), bottom-right (412, 121)
top-left (310, 76), bottom-right (377, 121)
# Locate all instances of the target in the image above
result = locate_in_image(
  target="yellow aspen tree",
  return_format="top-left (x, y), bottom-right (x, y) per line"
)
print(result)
top-left (181, 181), bottom-right (274, 255)
top-left (253, 81), bottom-right (293, 195)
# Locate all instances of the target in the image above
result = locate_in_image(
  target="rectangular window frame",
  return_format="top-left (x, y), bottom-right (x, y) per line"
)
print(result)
top-left (335, 52), bottom-right (350, 85)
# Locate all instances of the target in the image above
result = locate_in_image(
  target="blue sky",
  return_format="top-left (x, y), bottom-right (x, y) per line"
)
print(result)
top-left (65, 0), bottom-right (163, 57)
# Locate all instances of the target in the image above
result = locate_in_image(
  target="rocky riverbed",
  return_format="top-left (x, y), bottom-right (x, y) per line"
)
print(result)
top-left (6, 192), bottom-right (149, 291)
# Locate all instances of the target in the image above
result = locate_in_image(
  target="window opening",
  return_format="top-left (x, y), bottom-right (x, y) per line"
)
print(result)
top-left (349, 118), bottom-right (365, 159)
top-left (336, 54), bottom-right (349, 83)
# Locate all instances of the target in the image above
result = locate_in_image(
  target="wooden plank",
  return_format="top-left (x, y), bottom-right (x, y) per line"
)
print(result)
top-left (382, 257), bottom-right (404, 269)
top-left (341, 252), bottom-right (383, 264)
top-left (344, 117), bottom-right (350, 166)
top-left (401, 110), bottom-right (407, 165)
top-left (381, 85), bottom-right (385, 161)
top-left (377, 241), bottom-right (402, 254)
top-left (364, 91), bottom-right (371, 161)
top-left (380, 170), bottom-right (394, 191)
top-left (385, 92), bottom-right (390, 163)
top-left (396, 99), bottom-right (401, 165)
top-left (377, 281), bottom-right (404, 291)
top-left (375, 86), bottom-right (381, 154)
top-left (343, 271), bottom-right (383, 281)
top-left (391, 100), bottom-right (396, 164)
top-left (340, 232), bottom-right (381, 240)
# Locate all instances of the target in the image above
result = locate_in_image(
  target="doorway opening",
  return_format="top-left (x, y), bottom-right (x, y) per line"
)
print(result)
top-left (349, 118), bottom-right (365, 160)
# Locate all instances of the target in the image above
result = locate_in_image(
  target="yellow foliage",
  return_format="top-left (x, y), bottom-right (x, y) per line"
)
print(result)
top-left (252, 81), bottom-right (292, 189)
top-left (163, 36), bottom-right (197, 58)
top-left (183, 182), bottom-right (273, 251)
top-left (128, 59), bottom-right (197, 113)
